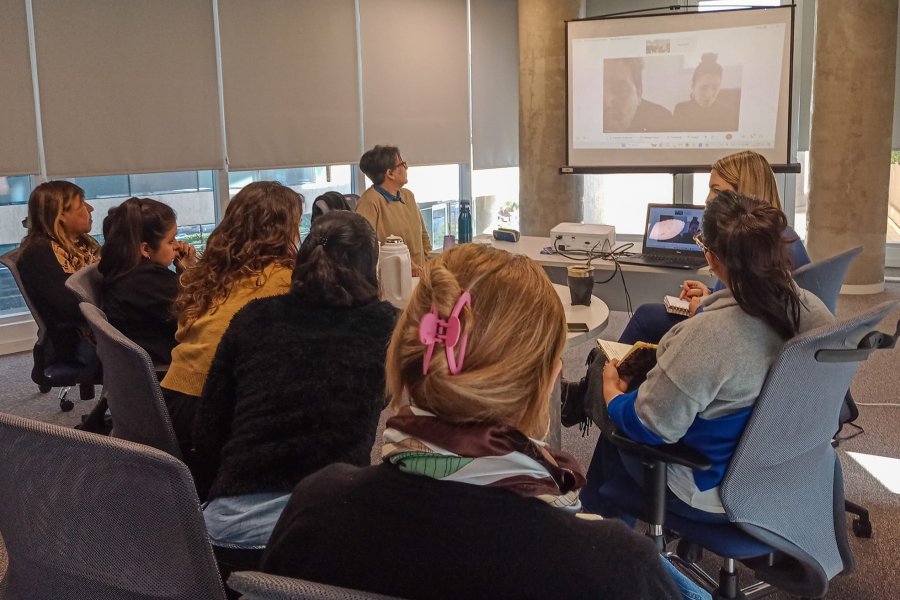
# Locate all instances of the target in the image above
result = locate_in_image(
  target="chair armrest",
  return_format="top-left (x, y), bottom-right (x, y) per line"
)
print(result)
top-left (607, 428), bottom-right (713, 471)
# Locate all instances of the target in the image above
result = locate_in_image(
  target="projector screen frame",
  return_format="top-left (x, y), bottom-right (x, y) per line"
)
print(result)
top-left (564, 5), bottom-right (797, 173)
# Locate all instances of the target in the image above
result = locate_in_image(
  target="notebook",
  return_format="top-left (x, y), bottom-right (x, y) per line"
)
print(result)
top-left (616, 203), bottom-right (709, 270)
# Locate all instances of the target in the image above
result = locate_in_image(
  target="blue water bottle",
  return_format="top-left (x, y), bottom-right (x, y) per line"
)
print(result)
top-left (457, 199), bottom-right (472, 243)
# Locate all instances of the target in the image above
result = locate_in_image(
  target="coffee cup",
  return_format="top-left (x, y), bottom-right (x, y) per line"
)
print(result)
top-left (567, 265), bottom-right (594, 306)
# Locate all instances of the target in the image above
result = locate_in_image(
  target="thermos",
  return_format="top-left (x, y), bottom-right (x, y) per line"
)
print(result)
top-left (379, 235), bottom-right (413, 308)
top-left (457, 199), bottom-right (473, 244)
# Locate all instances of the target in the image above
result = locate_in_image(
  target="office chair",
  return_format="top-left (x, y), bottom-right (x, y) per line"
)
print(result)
top-left (792, 245), bottom-right (871, 537)
top-left (0, 248), bottom-right (98, 411)
top-left (65, 262), bottom-right (103, 306)
top-left (228, 571), bottom-right (404, 600)
top-left (0, 412), bottom-right (226, 600)
top-left (79, 302), bottom-right (182, 459)
top-left (590, 300), bottom-right (899, 599)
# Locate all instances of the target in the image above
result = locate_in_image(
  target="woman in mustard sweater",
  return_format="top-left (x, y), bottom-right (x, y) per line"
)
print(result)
top-left (160, 181), bottom-right (303, 456)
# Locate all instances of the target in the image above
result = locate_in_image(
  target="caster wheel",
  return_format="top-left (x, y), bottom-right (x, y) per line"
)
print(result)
top-left (60, 398), bottom-right (75, 412)
top-left (852, 518), bottom-right (872, 538)
top-left (39, 384), bottom-right (52, 393)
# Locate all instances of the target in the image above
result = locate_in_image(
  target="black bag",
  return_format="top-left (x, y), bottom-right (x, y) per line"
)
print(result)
top-left (560, 347), bottom-right (606, 436)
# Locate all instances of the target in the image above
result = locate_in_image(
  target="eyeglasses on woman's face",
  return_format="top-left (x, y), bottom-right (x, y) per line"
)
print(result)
top-left (392, 159), bottom-right (408, 171)
top-left (693, 232), bottom-right (711, 255)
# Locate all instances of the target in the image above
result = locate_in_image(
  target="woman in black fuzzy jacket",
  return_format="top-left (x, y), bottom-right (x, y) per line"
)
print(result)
top-left (192, 211), bottom-right (398, 578)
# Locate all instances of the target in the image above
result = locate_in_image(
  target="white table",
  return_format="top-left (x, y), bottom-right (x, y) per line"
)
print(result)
top-left (555, 283), bottom-right (609, 345)
top-left (550, 283), bottom-right (608, 449)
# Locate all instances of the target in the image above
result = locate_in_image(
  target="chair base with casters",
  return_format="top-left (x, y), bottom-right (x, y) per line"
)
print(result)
top-left (1, 248), bottom-right (101, 411)
top-left (588, 301), bottom-right (899, 600)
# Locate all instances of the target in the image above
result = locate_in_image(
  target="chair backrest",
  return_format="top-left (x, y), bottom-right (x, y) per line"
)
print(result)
top-left (720, 300), bottom-right (899, 595)
top-left (228, 571), bottom-right (403, 600)
top-left (792, 246), bottom-right (863, 315)
top-left (79, 302), bottom-right (182, 459)
top-left (0, 248), bottom-right (48, 336)
top-left (0, 412), bottom-right (225, 600)
top-left (66, 262), bottom-right (103, 306)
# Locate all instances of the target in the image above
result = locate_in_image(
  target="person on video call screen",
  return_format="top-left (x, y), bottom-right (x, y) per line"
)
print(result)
top-left (602, 57), bottom-right (673, 133)
top-left (673, 53), bottom-right (741, 132)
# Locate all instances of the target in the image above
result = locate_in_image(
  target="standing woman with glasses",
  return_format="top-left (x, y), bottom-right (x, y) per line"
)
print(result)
top-left (356, 145), bottom-right (431, 273)
top-left (580, 191), bottom-right (832, 519)
top-left (159, 181), bottom-right (303, 458)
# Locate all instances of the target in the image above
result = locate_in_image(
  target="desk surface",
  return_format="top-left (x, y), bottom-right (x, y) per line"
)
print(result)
top-left (432, 236), bottom-right (716, 313)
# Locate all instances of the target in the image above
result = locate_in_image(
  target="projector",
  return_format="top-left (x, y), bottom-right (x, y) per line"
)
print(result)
top-left (551, 223), bottom-right (616, 253)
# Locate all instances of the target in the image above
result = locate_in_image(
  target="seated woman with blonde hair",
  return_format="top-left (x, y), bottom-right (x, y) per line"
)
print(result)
top-left (261, 244), bottom-right (680, 599)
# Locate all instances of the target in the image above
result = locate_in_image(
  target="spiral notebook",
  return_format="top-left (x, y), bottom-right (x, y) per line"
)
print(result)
top-left (663, 295), bottom-right (691, 316)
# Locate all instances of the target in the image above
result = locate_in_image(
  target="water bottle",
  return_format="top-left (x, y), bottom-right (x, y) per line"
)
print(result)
top-left (457, 199), bottom-right (472, 244)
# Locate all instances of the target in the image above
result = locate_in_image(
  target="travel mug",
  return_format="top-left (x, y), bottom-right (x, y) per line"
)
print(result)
top-left (567, 265), bottom-right (594, 306)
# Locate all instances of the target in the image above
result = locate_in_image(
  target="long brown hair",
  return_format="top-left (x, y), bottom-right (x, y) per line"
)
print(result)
top-left (703, 190), bottom-right (801, 339)
top-left (99, 198), bottom-right (176, 283)
top-left (386, 244), bottom-right (566, 440)
top-left (22, 181), bottom-right (100, 269)
top-left (173, 181), bottom-right (303, 326)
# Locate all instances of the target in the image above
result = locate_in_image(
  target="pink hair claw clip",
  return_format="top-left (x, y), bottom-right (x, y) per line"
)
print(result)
top-left (418, 291), bottom-right (472, 375)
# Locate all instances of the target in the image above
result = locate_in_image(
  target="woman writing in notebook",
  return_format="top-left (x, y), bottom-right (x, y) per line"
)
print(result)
top-left (619, 150), bottom-right (811, 345)
top-left (581, 190), bottom-right (832, 517)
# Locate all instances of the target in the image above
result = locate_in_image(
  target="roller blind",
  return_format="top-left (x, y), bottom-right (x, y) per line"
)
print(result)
top-left (359, 0), bottom-right (469, 166)
top-left (32, 0), bottom-right (222, 178)
top-left (0, 0), bottom-right (40, 176)
top-left (218, 0), bottom-right (361, 170)
top-left (471, 0), bottom-right (519, 169)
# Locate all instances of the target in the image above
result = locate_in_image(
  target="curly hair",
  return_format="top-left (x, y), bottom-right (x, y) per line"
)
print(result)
top-left (703, 190), bottom-right (802, 339)
top-left (174, 181), bottom-right (303, 327)
top-left (386, 244), bottom-right (566, 440)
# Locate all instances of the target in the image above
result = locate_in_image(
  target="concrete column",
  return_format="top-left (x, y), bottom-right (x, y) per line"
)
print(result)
top-left (519, 0), bottom-right (584, 237)
top-left (807, 0), bottom-right (899, 293)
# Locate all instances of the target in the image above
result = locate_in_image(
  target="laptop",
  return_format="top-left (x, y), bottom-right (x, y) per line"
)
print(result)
top-left (616, 204), bottom-right (709, 270)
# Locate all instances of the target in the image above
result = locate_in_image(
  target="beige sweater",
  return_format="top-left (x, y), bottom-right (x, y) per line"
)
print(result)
top-left (356, 186), bottom-right (432, 266)
top-left (161, 264), bottom-right (292, 397)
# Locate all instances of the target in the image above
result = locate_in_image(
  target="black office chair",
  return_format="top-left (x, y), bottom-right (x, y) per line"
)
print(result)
top-left (0, 248), bottom-right (98, 410)
top-left (588, 301), bottom-right (899, 599)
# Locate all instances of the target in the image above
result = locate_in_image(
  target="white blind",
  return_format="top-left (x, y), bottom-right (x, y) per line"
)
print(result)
top-left (359, 0), bottom-right (469, 166)
top-left (471, 0), bottom-right (519, 170)
top-left (0, 0), bottom-right (40, 176)
top-left (218, 0), bottom-right (361, 170)
top-left (32, 0), bottom-right (222, 178)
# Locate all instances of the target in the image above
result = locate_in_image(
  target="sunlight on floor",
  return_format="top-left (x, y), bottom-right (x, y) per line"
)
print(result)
top-left (847, 452), bottom-right (900, 494)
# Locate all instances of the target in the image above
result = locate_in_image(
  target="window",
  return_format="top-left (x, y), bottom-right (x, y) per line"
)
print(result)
top-left (472, 167), bottom-right (520, 235)
top-left (68, 170), bottom-right (218, 253)
top-left (0, 176), bottom-right (35, 317)
top-left (229, 165), bottom-right (353, 241)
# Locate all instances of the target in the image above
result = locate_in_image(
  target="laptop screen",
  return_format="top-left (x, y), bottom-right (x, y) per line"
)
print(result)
top-left (642, 204), bottom-right (706, 254)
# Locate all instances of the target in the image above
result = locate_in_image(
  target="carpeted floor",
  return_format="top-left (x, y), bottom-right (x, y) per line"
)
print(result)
top-left (1, 285), bottom-right (898, 598)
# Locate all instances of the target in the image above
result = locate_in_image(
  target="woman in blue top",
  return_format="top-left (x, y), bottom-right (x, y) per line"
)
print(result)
top-left (584, 190), bottom-right (832, 517)
top-left (619, 150), bottom-right (811, 345)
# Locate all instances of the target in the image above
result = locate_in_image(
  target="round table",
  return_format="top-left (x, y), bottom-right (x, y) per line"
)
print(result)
top-left (553, 283), bottom-right (609, 345)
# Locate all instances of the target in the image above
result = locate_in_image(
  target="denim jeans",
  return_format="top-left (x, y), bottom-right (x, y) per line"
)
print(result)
top-left (661, 558), bottom-right (712, 600)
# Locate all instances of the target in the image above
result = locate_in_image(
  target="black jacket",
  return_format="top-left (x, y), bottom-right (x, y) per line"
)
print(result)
top-left (102, 260), bottom-right (179, 366)
top-left (262, 463), bottom-right (680, 600)
top-left (17, 237), bottom-right (89, 363)
top-left (192, 293), bottom-right (398, 500)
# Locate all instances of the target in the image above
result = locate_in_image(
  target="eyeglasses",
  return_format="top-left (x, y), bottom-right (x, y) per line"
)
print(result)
top-left (393, 160), bottom-right (408, 170)
top-left (693, 232), bottom-right (712, 255)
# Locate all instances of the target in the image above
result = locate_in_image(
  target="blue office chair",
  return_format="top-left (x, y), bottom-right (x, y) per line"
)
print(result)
top-left (792, 246), bottom-right (863, 314)
top-left (792, 245), bottom-right (871, 537)
top-left (590, 300), bottom-right (899, 599)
